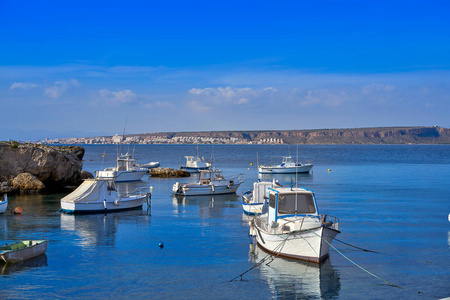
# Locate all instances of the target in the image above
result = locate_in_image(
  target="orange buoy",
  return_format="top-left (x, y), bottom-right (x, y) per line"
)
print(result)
top-left (14, 207), bottom-right (23, 214)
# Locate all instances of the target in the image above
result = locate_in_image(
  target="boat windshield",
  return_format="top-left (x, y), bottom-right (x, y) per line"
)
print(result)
top-left (270, 193), bottom-right (316, 214)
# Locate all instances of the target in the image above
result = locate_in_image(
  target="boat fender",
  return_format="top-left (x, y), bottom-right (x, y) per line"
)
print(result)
top-left (211, 185), bottom-right (215, 192)
top-left (114, 199), bottom-right (120, 206)
top-left (103, 199), bottom-right (107, 209)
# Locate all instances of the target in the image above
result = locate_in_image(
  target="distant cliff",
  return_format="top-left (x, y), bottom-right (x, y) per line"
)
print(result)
top-left (142, 126), bottom-right (450, 144)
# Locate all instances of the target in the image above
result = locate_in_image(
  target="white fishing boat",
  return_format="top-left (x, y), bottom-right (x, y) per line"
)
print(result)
top-left (180, 156), bottom-right (212, 173)
top-left (172, 169), bottom-right (244, 196)
top-left (0, 240), bottom-right (48, 264)
top-left (0, 194), bottom-right (7, 214)
top-left (96, 153), bottom-right (148, 182)
top-left (60, 178), bottom-right (151, 214)
top-left (258, 156), bottom-right (313, 174)
top-left (250, 186), bottom-right (340, 263)
top-left (240, 180), bottom-right (282, 215)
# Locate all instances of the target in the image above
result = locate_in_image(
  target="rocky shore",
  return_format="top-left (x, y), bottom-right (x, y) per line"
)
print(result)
top-left (0, 142), bottom-right (92, 194)
top-left (149, 168), bottom-right (190, 178)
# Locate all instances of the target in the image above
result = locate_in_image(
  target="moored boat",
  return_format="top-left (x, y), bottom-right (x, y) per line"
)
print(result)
top-left (60, 178), bottom-right (151, 214)
top-left (0, 240), bottom-right (48, 264)
top-left (96, 153), bottom-right (148, 182)
top-left (172, 169), bottom-right (244, 196)
top-left (250, 186), bottom-right (340, 263)
top-left (180, 155), bottom-right (212, 173)
top-left (240, 179), bottom-right (282, 215)
top-left (258, 156), bottom-right (313, 174)
top-left (0, 194), bottom-right (7, 214)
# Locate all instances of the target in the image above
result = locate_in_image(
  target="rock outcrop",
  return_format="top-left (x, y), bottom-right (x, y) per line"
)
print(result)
top-left (149, 168), bottom-right (190, 178)
top-left (0, 142), bottom-right (85, 193)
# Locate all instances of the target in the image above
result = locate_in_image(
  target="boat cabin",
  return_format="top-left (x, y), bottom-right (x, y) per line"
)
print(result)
top-left (267, 187), bottom-right (318, 223)
top-left (280, 156), bottom-right (295, 167)
top-left (199, 170), bottom-right (225, 184)
top-left (116, 153), bottom-right (138, 171)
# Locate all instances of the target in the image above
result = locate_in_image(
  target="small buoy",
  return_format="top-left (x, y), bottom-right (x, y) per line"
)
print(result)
top-left (250, 163), bottom-right (253, 166)
top-left (14, 207), bottom-right (23, 214)
top-left (158, 242), bottom-right (164, 249)
top-left (327, 169), bottom-right (331, 172)
top-left (247, 168), bottom-right (250, 170)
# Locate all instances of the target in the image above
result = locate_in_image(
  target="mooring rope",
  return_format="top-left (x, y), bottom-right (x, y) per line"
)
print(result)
top-left (229, 230), bottom-right (291, 282)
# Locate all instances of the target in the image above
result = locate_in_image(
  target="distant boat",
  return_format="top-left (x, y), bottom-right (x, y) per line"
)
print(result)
top-left (172, 169), bottom-right (244, 196)
top-left (0, 240), bottom-right (48, 264)
top-left (60, 178), bottom-right (151, 214)
top-left (180, 156), bottom-right (212, 173)
top-left (138, 162), bottom-right (160, 169)
top-left (249, 186), bottom-right (340, 263)
top-left (240, 179), bottom-right (282, 215)
top-left (96, 153), bottom-right (149, 182)
top-left (0, 194), bottom-right (7, 214)
top-left (258, 156), bottom-right (313, 174)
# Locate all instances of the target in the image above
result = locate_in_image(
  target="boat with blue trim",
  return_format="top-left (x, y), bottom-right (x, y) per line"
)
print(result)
top-left (240, 179), bottom-right (282, 215)
top-left (249, 186), bottom-right (340, 263)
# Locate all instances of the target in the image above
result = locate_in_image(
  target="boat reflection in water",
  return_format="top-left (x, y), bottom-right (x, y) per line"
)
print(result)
top-left (249, 244), bottom-right (340, 299)
top-left (1, 254), bottom-right (48, 275)
top-left (60, 209), bottom-right (150, 248)
top-left (172, 194), bottom-right (239, 218)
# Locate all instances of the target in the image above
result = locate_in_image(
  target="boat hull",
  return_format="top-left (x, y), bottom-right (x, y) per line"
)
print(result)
top-left (241, 201), bottom-right (264, 215)
top-left (96, 170), bottom-right (148, 182)
top-left (180, 166), bottom-right (211, 173)
top-left (61, 196), bottom-right (146, 214)
top-left (258, 164), bottom-right (313, 174)
top-left (0, 201), bottom-right (7, 214)
top-left (0, 240), bottom-right (48, 264)
top-left (174, 183), bottom-right (241, 196)
top-left (253, 225), bottom-right (339, 263)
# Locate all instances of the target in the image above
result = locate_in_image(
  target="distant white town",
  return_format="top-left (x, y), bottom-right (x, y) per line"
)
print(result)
top-left (43, 134), bottom-right (285, 145)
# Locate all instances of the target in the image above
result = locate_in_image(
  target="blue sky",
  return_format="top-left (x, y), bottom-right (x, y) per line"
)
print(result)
top-left (1, 0), bottom-right (449, 140)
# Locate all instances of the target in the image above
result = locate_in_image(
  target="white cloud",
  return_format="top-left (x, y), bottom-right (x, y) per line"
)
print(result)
top-left (9, 82), bottom-right (41, 90)
top-left (99, 89), bottom-right (137, 105)
top-left (43, 80), bottom-right (79, 99)
top-left (188, 86), bottom-right (276, 107)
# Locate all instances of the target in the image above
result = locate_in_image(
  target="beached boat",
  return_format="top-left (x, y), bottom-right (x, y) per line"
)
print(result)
top-left (240, 180), bottom-right (282, 215)
top-left (172, 169), bottom-right (244, 196)
top-left (0, 194), bottom-right (7, 214)
top-left (0, 240), bottom-right (48, 264)
top-left (96, 153), bottom-right (148, 182)
top-left (60, 178), bottom-right (151, 214)
top-left (180, 155), bottom-right (212, 173)
top-left (249, 186), bottom-right (340, 263)
top-left (258, 156), bottom-right (313, 174)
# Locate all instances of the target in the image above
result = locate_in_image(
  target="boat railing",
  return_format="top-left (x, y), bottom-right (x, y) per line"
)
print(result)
top-left (256, 214), bottom-right (339, 234)
top-left (323, 215), bottom-right (339, 231)
top-left (122, 186), bottom-right (152, 197)
top-left (254, 217), bottom-right (269, 232)
top-left (228, 174), bottom-right (245, 184)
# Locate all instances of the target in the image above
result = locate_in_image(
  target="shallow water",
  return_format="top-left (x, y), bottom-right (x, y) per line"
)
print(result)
top-left (1, 144), bottom-right (449, 299)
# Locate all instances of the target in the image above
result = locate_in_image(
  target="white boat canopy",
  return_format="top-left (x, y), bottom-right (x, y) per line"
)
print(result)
top-left (61, 179), bottom-right (116, 203)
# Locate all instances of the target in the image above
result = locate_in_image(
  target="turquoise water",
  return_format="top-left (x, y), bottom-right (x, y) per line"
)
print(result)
top-left (1, 145), bottom-right (449, 299)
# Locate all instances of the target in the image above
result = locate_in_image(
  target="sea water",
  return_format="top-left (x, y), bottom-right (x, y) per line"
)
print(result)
top-left (1, 144), bottom-right (449, 299)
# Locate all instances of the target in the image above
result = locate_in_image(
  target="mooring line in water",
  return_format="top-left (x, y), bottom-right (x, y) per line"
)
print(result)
top-left (304, 228), bottom-right (404, 289)
top-left (334, 238), bottom-right (382, 253)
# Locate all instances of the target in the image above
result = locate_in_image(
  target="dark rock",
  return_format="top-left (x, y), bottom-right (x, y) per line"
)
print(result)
top-left (0, 142), bottom-right (85, 193)
top-left (149, 168), bottom-right (190, 178)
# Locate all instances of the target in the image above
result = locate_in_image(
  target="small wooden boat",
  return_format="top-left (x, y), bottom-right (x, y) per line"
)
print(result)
top-left (0, 194), bottom-right (7, 214)
top-left (0, 240), bottom-right (48, 264)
